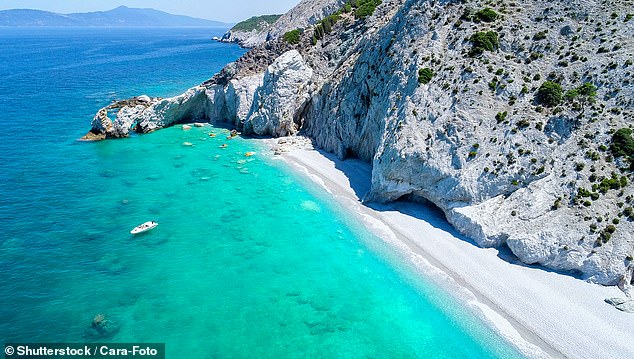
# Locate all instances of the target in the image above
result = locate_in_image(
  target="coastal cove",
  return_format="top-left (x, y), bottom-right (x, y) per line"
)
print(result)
top-left (277, 145), bottom-right (634, 359)
top-left (0, 28), bottom-right (529, 358)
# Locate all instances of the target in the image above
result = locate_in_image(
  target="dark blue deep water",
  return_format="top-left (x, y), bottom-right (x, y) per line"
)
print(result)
top-left (0, 27), bottom-right (524, 358)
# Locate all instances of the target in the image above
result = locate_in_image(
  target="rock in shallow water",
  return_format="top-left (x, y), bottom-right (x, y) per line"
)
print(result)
top-left (84, 314), bottom-right (120, 339)
top-left (136, 95), bottom-right (151, 103)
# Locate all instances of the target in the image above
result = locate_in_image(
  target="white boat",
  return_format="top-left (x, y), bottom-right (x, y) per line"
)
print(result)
top-left (130, 221), bottom-right (158, 235)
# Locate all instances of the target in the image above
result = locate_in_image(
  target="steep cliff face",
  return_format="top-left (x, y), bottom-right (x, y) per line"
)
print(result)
top-left (86, 0), bottom-right (634, 286)
top-left (245, 50), bottom-right (314, 136)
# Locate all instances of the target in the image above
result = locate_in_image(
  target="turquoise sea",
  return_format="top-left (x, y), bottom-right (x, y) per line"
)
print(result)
top-left (0, 28), bottom-right (525, 358)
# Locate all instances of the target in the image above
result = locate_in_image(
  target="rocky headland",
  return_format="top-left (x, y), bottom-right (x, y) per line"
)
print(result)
top-left (219, 15), bottom-right (282, 47)
top-left (85, 0), bottom-right (634, 292)
top-left (219, 0), bottom-right (348, 47)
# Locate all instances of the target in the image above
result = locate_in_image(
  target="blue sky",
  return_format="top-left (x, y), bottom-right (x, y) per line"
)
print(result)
top-left (0, 0), bottom-right (300, 23)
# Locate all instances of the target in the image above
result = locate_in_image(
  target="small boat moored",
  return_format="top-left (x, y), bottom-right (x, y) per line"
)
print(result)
top-left (131, 221), bottom-right (158, 235)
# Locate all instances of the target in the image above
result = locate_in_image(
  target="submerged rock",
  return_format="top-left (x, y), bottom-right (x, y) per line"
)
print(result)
top-left (84, 314), bottom-right (120, 339)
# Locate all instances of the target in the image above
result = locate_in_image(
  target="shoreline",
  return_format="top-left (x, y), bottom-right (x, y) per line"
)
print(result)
top-left (269, 144), bottom-right (634, 359)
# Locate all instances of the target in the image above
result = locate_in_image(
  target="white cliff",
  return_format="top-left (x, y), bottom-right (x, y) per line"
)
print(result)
top-left (245, 50), bottom-right (314, 136)
top-left (136, 87), bottom-right (208, 133)
top-left (85, 0), bottom-right (634, 287)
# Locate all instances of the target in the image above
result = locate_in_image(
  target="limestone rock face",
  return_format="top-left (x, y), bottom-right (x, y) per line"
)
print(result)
top-left (136, 87), bottom-right (208, 133)
top-left (294, 0), bottom-right (633, 285)
top-left (84, 88), bottom-right (209, 138)
top-left (91, 108), bottom-right (113, 134)
top-left (112, 105), bottom-right (145, 137)
top-left (244, 50), bottom-right (313, 137)
top-left (88, 0), bottom-right (634, 286)
top-left (223, 74), bottom-right (264, 124)
top-left (221, 29), bottom-right (270, 48)
top-left (85, 96), bottom-right (157, 139)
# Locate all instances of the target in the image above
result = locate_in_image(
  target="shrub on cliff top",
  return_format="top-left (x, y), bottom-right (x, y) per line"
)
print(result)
top-left (533, 31), bottom-right (547, 41)
top-left (565, 82), bottom-right (597, 104)
top-left (468, 31), bottom-right (499, 56)
top-left (495, 111), bottom-right (508, 123)
top-left (349, 0), bottom-right (382, 19)
top-left (418, 68), bottom-right (434, 84)
top-left (313, 13), bottom-right (341, 42)
top-left (536, 81), bottom-right (563, 107)
top-left (462, 8), bottom-right (498, 23)
top-left (475, 8), bottom-right (498, 22)
top-left (611, 128), bottom-right (634, 161)
top-left (283, 29), bottom-right (301, 45)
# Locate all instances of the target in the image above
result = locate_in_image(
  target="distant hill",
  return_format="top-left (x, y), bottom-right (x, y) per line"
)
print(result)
top-left (0, 6), bottom-right (231, 27)
top-left (220, 14), bottom-right (282, 48)
top-left (229, 15), bottom-right (282, 32)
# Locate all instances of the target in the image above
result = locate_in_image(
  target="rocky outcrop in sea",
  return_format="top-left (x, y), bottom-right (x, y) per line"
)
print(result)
top-left (85, 0), bottom-right (634, 288)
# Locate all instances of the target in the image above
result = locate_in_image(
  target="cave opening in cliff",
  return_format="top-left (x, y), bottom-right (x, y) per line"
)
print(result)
top-left (343, 147), bottom-right (358, 160)
top-left (393, 192), bottom-right (448, 223)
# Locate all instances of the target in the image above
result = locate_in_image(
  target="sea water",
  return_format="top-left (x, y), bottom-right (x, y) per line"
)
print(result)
top-left (0, 28), bottom-right (525, 358)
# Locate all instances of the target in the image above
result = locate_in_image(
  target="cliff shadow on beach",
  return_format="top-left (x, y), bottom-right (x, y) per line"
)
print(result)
top-left (320, 148), bottom-right (586, 280)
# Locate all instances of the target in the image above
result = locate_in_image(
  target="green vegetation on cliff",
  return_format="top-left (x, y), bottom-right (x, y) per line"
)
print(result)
top-left (565, 82), bottom-right (597, 102)
top-left (351, 0), bottom-right (382, 19)
top-left (468, 31), bottom-right (499, 56)
top-left (230, 14), bottom-right (282, 32)
top-left (418, 68), bottom-right (434, 84)
top-left (536, 81), bottom-right (563, 107)
top-left (312, 0), bottom-right (383, 44)
top-left (474, 8), bottom-right (498, 22)
top-left (283, 29), bottom-right (301, 45)
top-left (611, 128), bottom-right (634, 166)
top-left (313, 13), bottom-right (342, 43)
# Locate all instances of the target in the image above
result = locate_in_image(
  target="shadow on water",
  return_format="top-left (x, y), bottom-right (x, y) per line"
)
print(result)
top-left (323, 149), bottom-right (586, 281)
top-left (132, 231), bottom-right (170, 248)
